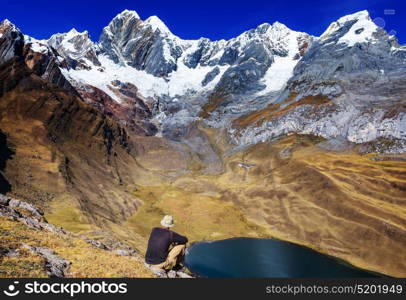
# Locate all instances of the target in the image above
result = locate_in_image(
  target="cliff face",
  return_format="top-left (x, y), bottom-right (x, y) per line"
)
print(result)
top-left (0, 56), bottom-right (136, 221)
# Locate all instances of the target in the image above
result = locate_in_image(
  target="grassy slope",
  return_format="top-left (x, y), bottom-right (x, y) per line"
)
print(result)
top-left (0, 217), bottom-right (152, 278)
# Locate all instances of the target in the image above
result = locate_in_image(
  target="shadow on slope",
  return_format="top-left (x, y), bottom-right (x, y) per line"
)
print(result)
top-left (0, 130), bottom-right (14, 194)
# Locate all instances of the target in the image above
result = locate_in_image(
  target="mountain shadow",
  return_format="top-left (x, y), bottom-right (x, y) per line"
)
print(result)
top-left (0, 130), bottom-right (14, 194)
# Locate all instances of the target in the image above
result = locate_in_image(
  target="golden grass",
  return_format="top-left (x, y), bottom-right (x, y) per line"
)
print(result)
top-left (0, 217), bottom-right (153, 278)
top-left (45, 197), bottom-right (93, 234)
top-left (126, 185), bottom-right (266, 246)
top-left (126, 134), bottom-right (406, 277)
top-left (232, 94), bottom-right (331, 129)
top-left (214, 135), bottom-right (406, 276)
top-left (199, 94), bottom-right (225, 118)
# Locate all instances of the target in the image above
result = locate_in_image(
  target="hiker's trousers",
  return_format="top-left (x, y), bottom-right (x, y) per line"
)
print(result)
top-left (154, 244), bottom-right (186, 270)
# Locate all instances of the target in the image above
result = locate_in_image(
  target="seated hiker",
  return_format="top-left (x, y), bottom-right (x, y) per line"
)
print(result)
top-left (145, 215), bottom-right (188, 271)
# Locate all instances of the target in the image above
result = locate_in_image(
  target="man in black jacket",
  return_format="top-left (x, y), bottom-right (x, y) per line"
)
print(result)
top-left (145, 215), bottom-right (188, 271)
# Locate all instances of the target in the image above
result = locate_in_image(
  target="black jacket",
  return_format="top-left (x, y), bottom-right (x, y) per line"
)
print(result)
top-left (145, 227), bottom-right (188, 265)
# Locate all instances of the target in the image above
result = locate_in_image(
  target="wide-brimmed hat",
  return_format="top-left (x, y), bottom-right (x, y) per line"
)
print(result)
top-left (160, 215), bottom-right (174, 227)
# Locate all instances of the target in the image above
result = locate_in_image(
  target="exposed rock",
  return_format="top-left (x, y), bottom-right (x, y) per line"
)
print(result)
top-left (23, 42), bottom-right (77, 93)
top-left (279, 145), bottom-right (295, 159)
top-left (0, 204), bottom-right (23, 220)
top-left (233, 101), bottom-right (406, 153)
top-left (0, 248), bottom-right (20, 258)
top-left (237, 163), bottom-right (255, 169)
top-left (48, 28), bottom-right (101, 70)
top-left (43, 10), bottom-right (313, 139)
top-left (317, 137), bottom-right (355, 152)
top-left (358, 137), bottom-right (406, 154)
top-left (82, 238), bottom-right (110, 251)
top-left (0, 194), bottom-right (11, 206)
top-left (7, 197), bottom-right (44, 217)
top-left (113, 249), bottom-right (131, 256)
top-left (370, 154), bottom-right (406, 162)
top-left (0, 194), bottom-right (157, 276)
top-left (144, 263), bottom-right (193, 278)
top-left (0, 194), bottom-right (66, 232)
top-left (202, 67), bottom-right (220, 86)
top-left (98, 10), bottom-right (183, 77)
top-left (0, 19), bottom-right (24, 64)
top-left (23, 244), bottom-right (70, 278)
top-left (1, 194), bottom-right (142, 258)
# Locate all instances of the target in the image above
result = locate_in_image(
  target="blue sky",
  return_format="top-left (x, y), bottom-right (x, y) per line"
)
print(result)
top-left (1, 0), bottom-right (405, 43)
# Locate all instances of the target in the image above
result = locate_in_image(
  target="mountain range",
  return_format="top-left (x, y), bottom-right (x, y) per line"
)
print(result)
top-left (10, 9), bottom-right (405, 151)
top-left (0, 9), bottom-right (405, 277)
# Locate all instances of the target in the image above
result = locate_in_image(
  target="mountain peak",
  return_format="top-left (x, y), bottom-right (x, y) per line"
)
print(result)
top-left (49, 28), bottom-right (90, 44)
top-left (271, 21), bottom-right (289, 30)
top-left (1, 19), bottom-right (12, 26)
top-left (252, 21), bottom-right (298, 40)
top-left (336, 10), bottom-right (370, 24)
top-left (0, 18), bottom-right (19, 32)
top-left (144, 15), bottom-right (172, 35)
top-left (102, 9), bottom-right (142, 39)
top-left (319, 10), bottom-right (378, 46)
top-left (66, 28), bottom-right (79, 36)
top-left (115, 9), bottom-right (140, 20)
top-left (66, 28), bottom-right (89, 38)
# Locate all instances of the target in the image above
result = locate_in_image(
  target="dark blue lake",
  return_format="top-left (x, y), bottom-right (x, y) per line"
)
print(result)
top-left (184, 238), bottom-right (378, 278)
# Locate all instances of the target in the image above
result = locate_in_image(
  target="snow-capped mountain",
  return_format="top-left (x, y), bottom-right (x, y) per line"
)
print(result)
top-left (46, 9), bottom-right (311, 103)
top-left (2, 9), bottom-right (405, 152)
top-left (232, 10), bottom-right (406, 151)
top-left (0, 19), bottom-right (24, 64)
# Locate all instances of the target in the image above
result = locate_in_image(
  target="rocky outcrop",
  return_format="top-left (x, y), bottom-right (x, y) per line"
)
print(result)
top-left (99, 10), bottom-right (183, 77)
top-left (48, 28), bottom-right (101, 70)
top-left (0, 194), bottom-right (138, 254)
top-left (0, 19), bottom-right (24, 64)
top-left (23, 244), bottom-right (71, 278)
top-left (0, 194), bottom-right (66, 233)
top-left (0, 195), bottom-right (70, 277)
top-left (0, 19), bottom-right (76, 94)
top-left (232, 99), bottom-right (406, 153)
top-left (23, 43), bottom-right (77, 93)
top-left (144, 263), bottom-right (193, 278)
